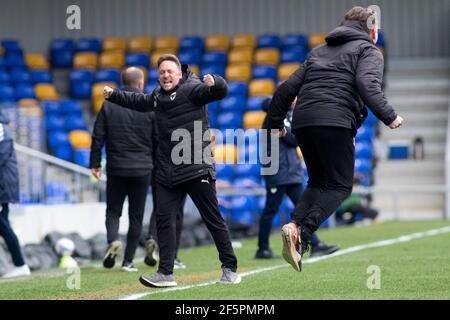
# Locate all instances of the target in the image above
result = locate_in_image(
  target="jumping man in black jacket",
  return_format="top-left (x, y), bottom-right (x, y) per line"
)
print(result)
top-left (90, 67), bottom-right (153, 272)
top-left (268, 7), bottom-right (403, 272)
top-left (103, 54), bottom-right (240, 287)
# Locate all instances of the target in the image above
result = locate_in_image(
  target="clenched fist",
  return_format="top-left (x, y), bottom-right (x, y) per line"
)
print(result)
top-left (203, 74), bottom-right (215, 87)
top-left (389, 115), bottom-right (404, 129)
top-left (103, 86), bottom-right (114, 99)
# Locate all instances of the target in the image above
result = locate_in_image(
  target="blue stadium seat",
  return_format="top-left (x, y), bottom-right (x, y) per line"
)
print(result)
top-left (14, 84), bottom-right (35, 99)
top-left (364, 108), bottom-right (377, 127)
top-left (74, 148), bottom-right (90, 167)
top-left (180, 36), bottom-right (204, 50)
top-left (46, 115), bottom-right (65, 132)
top-left (356, 126), bottom-right (374, 142)
top-left (46, 182), bottom-right (68, 204)
top-left (355, 142), bottom-right (373, 159)
top-left (0, 70), bottom-right (10, 84)
top-left (209, 112), bottom-right (217, 128)
top-left (30, 70), bottom-right (52, 84)
top-left (208, 101), bottom-right (220, 115)
top-left (231, 196), bottom-right (258, 224)
top-left (281, 48), bottom-right (307, 64)
top-left (60, 100), bottom-right (82, 116)
top-left (41, 100), bottom-right (61, 115)
top-left (70, 69), bottom-right (94, 99)
top-left (76, 38), bottom-right (102, 53)
top-left (246, 96), bottom-right (267, 111)
top-left (217, 111), bottom-right (243, 129)
top-left (10, 68), bottom-right (31, 84)
top-left (54, 146), bottom-right (73, 161)
top-left (377, 32), bottom-right (385, 48)
top-left (212, 129), bottom-right (238, 145)
top-left (178, 48), bottom-right (202, 66)
top-left (257, 34), bottom-right (281, 49)
top-left (227, 81), bottom-right (248, 99)
top-left (233, 176), bottom-right (262, 188)
top-left (238, 140), bottom-right (259, 163)
top-left (252, 65), bottom-right (277, 81)
top-left (355, 159), bottom-right (372, 175)
top-left (201, 64), bottom-right (225, 78)
top-left (48, 131), bottom-right (70, 148)
top-left (125, 52), bottom-right (150, 68)
top-left (202, 52), bottom-right (227, 66)
top-left (215, 164), bottom-right (234, 180)
top-left (0, 84), bottom-right (15, 103)
top-left (0, 57), bottom-right (5, 69)
top-left (220, 96), bottom-right (246, 112)
top-left (234, 163), bottom-right (260, 178)
top-left (148, 68), bottom-right (159, 84)
top-left (1, 40), bottom-right (22, 53)
top-left (217, 195), bottom-right (232, 220)
top-left (282, 34), bottom-right (308, 50)
top-left (64, 115), bottom-right (87, 131)
top-left (95, 68), bottom-right (121, 84)
top-left (51, 39), bottom-right (75, 68)
top-left (5, 53), bottom-right (26, 68)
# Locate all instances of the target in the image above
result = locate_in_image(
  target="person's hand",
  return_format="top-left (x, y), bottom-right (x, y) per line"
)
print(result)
top-left (91, 168), bottom-right (102, 180)
top-left (103, 86), bottom-right (114, 99)
top-left (389, 115), bottom-right (404, 129)
top-left (279, 127), bottom-right (287, 137)
top-left (203, 74), bottom-right (215, 87)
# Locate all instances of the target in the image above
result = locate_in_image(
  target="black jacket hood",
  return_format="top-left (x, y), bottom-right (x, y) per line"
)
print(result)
top-left (326, 20), bottom-right (373, 46)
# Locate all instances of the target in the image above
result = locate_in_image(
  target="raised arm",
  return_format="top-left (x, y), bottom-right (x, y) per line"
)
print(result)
top-left (267, 64), bottom-right (307, 131)
top-left (188, 74), bottom-right (228, 106)
top-left (104, 86), bottom-right (155, 112)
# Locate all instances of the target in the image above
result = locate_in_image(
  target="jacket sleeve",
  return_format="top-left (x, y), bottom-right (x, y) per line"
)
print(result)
top-left (89, 104), bottom-right (107, 169)
top-left (281, 127), bottom-right (299, 147)
top-left (356, 47), bottom-right (397, 126)
top-left (188, 75), bottom-right (228, 106)
top-left (107, 88), bottom-right (155, 112)
top-left (267, 65), bottom-right (307, 130)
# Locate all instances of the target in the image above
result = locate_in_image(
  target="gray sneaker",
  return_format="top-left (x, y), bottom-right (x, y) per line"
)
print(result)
top-left (218, 267), bottom-right (242, 284)
top-left (139, 272), bottom-right (177, 288)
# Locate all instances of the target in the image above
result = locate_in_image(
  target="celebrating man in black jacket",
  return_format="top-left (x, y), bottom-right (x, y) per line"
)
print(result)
top-left (90, 67), bottom-right (153, 272)
top-left (268, 7), bottom-right (403, 272)
top-left (103, 54), bottom-right (240, 287)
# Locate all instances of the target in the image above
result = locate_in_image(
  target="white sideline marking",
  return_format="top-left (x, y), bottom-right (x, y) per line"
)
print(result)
top-left (118, 225), bottom-right (450, 300)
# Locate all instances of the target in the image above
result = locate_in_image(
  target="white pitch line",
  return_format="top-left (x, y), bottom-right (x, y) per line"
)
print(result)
top-left (118, 225), bottom-right (450, 300)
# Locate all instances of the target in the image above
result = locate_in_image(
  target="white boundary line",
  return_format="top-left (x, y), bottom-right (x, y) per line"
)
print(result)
top-left (118, 225), bottom-right (450, 300)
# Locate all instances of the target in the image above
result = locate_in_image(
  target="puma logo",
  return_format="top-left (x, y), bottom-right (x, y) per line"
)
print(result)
top-left (201, 179), bottom-right (209, 184)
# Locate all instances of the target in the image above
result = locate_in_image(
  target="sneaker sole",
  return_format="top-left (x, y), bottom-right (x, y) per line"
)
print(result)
top-left (103, 241), bottom-right (122, 269)
top-left (139, 276), bottom-right (177, 288)
top-left (144, 242), bottom-right (158, 267)
top-left (219, 275), bottom-right (242, 284)
top-left (281, 225), bottom-right (301, 272)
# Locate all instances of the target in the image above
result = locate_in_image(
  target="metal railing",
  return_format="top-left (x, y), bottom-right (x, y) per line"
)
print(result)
top-left (14, 143), bottom-right (106, 204)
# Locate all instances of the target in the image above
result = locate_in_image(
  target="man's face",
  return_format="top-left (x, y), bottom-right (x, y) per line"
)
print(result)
top-left (158, 60), bottom-right (182, 91)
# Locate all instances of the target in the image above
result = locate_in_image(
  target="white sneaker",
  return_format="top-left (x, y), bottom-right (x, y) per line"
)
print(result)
top-left (2, 265), bottom-right (31, 279)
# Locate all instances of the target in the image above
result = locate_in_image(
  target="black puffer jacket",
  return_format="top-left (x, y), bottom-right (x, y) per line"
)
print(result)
top-left (89, 87), bottom-right (154, 176)
top-left (107, 65), bottom-right (228, 187)
top-left (0, 110), bottom-right (19, 203)
top-left (268, 20), bottom-right (397, 134)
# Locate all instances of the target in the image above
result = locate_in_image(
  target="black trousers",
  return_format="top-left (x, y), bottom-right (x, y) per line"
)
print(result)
top-left (147, 185), bottom-right (186, 258)
top-left (155, 175), bottom-right (237, 275)
top-left (0, 203), bottom-right (25, 266)
top-left (106, 173), bottom-right (151, 262)
top-left (293, 126), bottom-right (354, 243)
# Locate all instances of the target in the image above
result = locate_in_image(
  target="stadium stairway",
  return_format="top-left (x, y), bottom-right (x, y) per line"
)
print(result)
top-left (373, 58), bottom-right (450, 220)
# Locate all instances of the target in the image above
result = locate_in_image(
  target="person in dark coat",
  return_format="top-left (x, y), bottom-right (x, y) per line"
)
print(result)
top-left (103, 54), bottom-right (240, 287)
top-left (90, 67), bottom-right (154, 272)
top-left (268, 6), bottom-right (403, 272)
top-left (257, 98), bottom-right (339, 259)
top-left (0, 109), bottom-right (30, 278)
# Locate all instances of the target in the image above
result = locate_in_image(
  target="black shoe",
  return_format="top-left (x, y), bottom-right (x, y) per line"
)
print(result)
top-left (310, 242), bottom-right (340, 258)
top-left (144, 239), bottom-right (159, 267)
top-left (255, 249), bottom-right (280, 259)
top-left (103, 240), bottom-right (122, 269)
